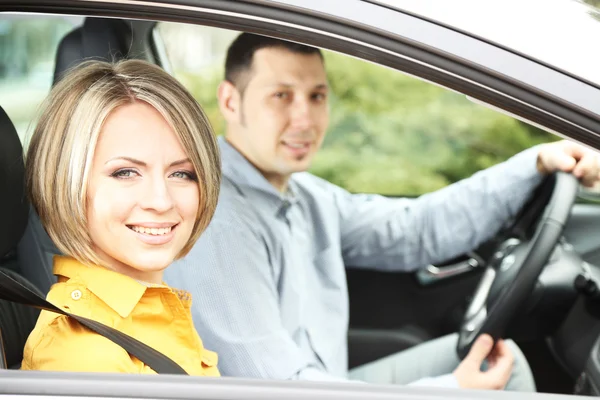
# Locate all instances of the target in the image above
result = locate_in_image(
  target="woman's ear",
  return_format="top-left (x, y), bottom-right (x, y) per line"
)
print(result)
top-left (217, 81), bottom-right (242, 124)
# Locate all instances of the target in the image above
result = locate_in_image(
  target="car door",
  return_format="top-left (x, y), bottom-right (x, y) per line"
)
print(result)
top-left (3, 0), bottom-right (600, 398)
top-left (151, 18), bottom-right (600, 375)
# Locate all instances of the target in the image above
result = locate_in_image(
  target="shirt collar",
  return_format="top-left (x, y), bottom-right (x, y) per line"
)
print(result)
top-left (218, 136), bottom-right (299, 206)
top-left (53, 255), bottom-right (149, 318)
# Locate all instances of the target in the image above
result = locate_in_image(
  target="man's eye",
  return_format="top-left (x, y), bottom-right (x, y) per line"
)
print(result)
top-left (111, 169), bottom-right (138, 179)
top-left (274, 92), bottom-right (289, 99)
top-left (170, 170), bottom-right (197, 181)
top-left (312, 93), bottom-right (327, 102)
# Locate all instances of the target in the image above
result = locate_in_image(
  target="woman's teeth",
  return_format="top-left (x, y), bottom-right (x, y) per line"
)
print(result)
top-left (130, 226), bottom-right (172, 236)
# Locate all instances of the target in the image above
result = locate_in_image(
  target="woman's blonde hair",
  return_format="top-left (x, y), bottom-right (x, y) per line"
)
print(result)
top-left (26, 59), bottom-right (221, 266)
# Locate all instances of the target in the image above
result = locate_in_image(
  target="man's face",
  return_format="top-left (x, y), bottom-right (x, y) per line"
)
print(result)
top-left (222, 47), bottom-right (329, 187)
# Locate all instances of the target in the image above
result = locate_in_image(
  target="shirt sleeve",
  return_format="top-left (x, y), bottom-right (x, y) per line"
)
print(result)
top-left (336, 146), bottom-right (544, 271)
top-left (166, 212), bottom-right (345, 381)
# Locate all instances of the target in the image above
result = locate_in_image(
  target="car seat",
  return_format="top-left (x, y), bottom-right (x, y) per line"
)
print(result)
top-left (0, 105), bottom-right (44, 369)
top-left (17, 17), bottom-right (134, 294)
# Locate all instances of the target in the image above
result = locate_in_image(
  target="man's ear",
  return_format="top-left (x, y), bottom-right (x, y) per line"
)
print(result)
top-left (217, 80), bottom-right (241, 124)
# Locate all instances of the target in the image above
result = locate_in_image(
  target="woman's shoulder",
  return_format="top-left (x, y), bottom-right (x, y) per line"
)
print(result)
top-left (21, 310), bottom-right (139, 372)
top-left (21, 281), bottom-right (140, 373)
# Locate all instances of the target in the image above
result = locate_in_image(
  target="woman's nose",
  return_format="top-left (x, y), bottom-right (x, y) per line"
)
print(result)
top-left (140, 177), bottom-right (174, 213)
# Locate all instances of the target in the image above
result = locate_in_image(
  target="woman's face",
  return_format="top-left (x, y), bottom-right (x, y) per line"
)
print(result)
top-left (86, 101), bottom-right (199, 283)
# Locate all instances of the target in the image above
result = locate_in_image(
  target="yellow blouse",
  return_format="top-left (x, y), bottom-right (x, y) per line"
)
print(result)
top-left (21, 256), bottom-right (220, 376)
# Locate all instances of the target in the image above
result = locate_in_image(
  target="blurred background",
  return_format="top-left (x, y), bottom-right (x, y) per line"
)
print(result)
top-left (0, 13), bottom-right (571, 197)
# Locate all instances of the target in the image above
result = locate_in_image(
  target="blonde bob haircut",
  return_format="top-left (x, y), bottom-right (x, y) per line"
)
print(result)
top-left (26, 59), bottom-right (221, 267)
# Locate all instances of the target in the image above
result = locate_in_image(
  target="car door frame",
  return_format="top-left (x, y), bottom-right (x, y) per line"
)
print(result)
top-left (1, 0), bottom-right (600, 398)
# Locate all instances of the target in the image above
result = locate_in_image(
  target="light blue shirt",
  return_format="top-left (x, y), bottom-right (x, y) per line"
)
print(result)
top-left (166, 137), bottom-right (543, 386)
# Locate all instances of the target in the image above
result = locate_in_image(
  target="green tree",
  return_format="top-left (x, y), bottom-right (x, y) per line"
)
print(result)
top-left (175, 50), bottom-right (555, 196)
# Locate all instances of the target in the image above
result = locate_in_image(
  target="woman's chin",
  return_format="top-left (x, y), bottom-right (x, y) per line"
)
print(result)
top-left (126, 255), bottom-right (174, 276)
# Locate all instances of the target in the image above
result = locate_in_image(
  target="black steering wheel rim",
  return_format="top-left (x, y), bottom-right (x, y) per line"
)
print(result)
top-left (456, 172), bottom-right (579, 359)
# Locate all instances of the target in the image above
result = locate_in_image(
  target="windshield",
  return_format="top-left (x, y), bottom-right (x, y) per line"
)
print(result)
top-left (372, 0), bottom-right (600, 86)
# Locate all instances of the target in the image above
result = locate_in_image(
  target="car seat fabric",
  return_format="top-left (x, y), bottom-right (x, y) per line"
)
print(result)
top-left (53, 17), bottom-right (133, 85)
top-left (0, 105), bottom-right (43, 369)
top-left (18, 17), bottom-right (134, 294)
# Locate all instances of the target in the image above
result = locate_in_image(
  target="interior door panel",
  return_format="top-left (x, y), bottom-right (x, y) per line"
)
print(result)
top-left (346, 201), bottom-right (600, 369)
top-left (346, 262), bottom-right (484, 368)
top-left (564, 203), bottom-right (600, 266)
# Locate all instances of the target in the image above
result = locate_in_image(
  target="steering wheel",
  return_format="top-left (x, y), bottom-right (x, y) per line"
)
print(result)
top-left (456, 172), bottom-right (580, 359)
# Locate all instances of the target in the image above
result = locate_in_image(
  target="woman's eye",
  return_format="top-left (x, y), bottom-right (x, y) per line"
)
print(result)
top-left (111, 169), bottom-right (138, 179)
top-left (170, 170), bottom-right (197, 181)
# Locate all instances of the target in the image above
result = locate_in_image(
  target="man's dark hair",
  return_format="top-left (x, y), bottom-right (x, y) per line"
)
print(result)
top-left (225, 33), bottom-right (323, 95)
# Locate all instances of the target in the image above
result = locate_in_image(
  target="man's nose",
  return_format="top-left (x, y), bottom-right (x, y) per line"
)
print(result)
top-left (140, 177), bottom-right (174, 213)
top-left (290, 97), bottom-right (315, 131)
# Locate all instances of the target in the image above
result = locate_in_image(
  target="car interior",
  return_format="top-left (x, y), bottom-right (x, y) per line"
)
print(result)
top-left (0, 17), bottom-right (135, 369)
top-left (3, 13), bottom-right (600, 397)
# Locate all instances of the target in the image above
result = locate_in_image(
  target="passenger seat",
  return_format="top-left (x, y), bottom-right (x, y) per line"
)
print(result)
top-left (17, 17), bottom-right (135, 294)
top-left (0, 105), bottom-right (43, 369)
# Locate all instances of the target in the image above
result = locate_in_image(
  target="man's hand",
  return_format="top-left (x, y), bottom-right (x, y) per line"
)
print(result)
top-left (537, 140), bottom-right (600, 187)
top-left (453, 334), bottom-right (514, 390)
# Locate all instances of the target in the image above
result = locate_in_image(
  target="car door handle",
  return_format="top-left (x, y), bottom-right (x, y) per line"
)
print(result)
top-left (416, 254), bottom-right (482, 285)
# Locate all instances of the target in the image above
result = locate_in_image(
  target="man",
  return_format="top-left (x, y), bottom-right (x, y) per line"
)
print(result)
top-left (166, 33), bottom-right (600, 390)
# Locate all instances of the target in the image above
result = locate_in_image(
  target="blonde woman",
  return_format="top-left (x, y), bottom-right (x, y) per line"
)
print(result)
top-left (20, 59), bottom-right (221, 375)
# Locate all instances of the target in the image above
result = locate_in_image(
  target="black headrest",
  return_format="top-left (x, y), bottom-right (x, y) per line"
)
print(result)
top-left (0, 106), bottom-right (28, 258)
top-left (53, 17), bottom-right (133, 85)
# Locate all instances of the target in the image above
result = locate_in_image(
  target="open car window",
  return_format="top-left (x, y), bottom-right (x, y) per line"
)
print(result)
top-left (155, 22), bottom-right (556, 197)
top-left (0, 5), bottom-right (598, 398)
top-left (0, 14), bottom-right (82, 142)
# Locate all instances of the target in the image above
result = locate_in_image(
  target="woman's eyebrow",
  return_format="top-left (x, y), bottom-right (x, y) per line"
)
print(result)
top-left (105, 156), bottom-right (146, 166)
top-left (169, 158), bottom-right (191, 167)
top-left (104, 157), bottom-right (191, 167)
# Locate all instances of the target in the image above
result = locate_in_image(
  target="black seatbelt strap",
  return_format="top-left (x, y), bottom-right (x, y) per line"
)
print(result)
top-left (0, 270), bottom-right (188, 375)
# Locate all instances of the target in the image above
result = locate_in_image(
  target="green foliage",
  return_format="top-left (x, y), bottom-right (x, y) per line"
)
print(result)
top-left (174, 50), bottom-right (555, 196)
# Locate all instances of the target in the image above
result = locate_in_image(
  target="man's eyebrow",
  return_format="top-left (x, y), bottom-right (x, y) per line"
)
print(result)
top-left (105, 157), bottom-right (191, 167)
top-left (266, 82), bottom-right (329, 90)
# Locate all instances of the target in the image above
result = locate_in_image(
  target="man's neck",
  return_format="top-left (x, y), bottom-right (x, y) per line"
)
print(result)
top-left (263, 172), bottom-right (289, 194)
top-left (224, 136), bottom-right (290, 194)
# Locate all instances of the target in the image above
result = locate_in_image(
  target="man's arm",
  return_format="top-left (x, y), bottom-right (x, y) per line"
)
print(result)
top-left (336, 146), bottom-right (543, 271)
top-left (166, 210), bottom-right (348, 381)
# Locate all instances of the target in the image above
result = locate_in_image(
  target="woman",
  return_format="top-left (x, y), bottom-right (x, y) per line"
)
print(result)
top-left (20, 59), bottom-right (221, 375)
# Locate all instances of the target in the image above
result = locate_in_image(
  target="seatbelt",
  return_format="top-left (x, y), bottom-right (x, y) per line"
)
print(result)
top-left (0, 269), bottom-right (188, 375)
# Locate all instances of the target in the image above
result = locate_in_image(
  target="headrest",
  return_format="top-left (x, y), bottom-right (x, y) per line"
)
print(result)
top-left (0, 106), bottom-right (28, 258)
top-left (53, 17), bottom-right (133, 85)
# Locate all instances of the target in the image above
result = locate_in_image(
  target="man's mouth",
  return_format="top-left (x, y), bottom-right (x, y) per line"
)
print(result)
top-left (284, 142), bottom-right (309, 149)
top-left (281, 140), bottom-right (311, 150)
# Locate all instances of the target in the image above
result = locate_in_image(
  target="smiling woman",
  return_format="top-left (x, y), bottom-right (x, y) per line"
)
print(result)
top-left (19, 59), bottom-right (222, 374)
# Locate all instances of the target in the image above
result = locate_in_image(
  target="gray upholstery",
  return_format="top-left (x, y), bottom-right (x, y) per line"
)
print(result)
top-left (0, 267), bottom-right (43, 369)
top-left (53, 17), bottom-right (133, 85)
top-left (17, 17), bottom-right (133, 294)
top-left (16, 211), bottom-right (60, 295)
top-left (0, 105), bottom-right (43, 369)
top-left (0, 106), bottom-right (28, 258)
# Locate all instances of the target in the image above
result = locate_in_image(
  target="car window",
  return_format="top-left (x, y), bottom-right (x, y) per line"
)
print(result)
top-left (156, 22), bottom-right (555, 196)
top-left (0, 14), bottom-right (82, 142)
top-left (375, 0), bottom-right (600, 86)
